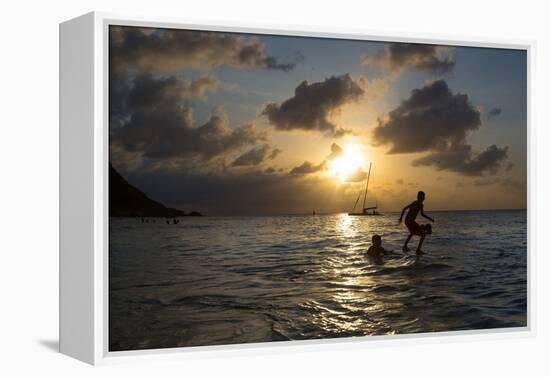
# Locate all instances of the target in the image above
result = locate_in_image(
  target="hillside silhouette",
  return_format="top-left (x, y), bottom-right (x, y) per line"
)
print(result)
top-left (110, 164), bottom-right (198, 217)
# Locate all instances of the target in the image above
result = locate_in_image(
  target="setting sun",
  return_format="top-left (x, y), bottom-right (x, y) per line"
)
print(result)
top-left (328, 145), bottom-right (365, 182)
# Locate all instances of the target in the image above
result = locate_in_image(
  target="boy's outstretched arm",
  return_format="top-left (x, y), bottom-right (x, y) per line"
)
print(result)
top-left (421, 208), bottom-right (435, 222)
top-left (398, 204), bottom-right (410, 223)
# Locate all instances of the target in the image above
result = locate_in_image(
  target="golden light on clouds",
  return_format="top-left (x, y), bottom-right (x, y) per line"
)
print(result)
top-left (108, 26), bottom-right (527, 213)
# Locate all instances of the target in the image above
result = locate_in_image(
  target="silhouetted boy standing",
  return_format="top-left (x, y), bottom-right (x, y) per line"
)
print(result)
top-left (398, 191), bottom-right (434, 255)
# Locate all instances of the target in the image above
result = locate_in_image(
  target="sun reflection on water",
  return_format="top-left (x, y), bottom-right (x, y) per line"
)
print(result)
top-left (336, 213), bottom-right (357, 241)
top-left (300, 213), bottom-right (400, 336)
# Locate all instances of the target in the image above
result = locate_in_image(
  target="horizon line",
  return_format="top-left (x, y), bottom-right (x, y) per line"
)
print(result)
top-left (164, 207), bottom-right (527, 217)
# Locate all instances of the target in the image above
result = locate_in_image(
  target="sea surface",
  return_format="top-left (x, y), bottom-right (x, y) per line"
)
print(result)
top-left (109, 210), bottom-right (527, 351)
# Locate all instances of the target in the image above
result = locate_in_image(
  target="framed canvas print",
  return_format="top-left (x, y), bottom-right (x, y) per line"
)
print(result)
top-left (60, 12), bottom-right (532, 365)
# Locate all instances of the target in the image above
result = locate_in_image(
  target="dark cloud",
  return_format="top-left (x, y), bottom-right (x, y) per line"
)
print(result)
top-left (373, 80), bottom-right (509, 176)
top-left (109, 68), bottom-right (134, 130)
top-left (263, 52), bottom-right (305, 71)
top-left (327, 143), bottom-right (344, 160)
top-left (487, 107), bottom-right (503, 120)
top-left (110, 71), bottom-right (267, 165)
top-left (261, 74), bottom-right (364, 136)
top-left (373, 80), bottom-right (481, 154)
top-left (363, 43), bottom-right (455, 75)
top-left (110, 26), bottom-right (301, 73)
top-left (110, 72), bottom-right (218, 131)
top-left (112, 106), bottom-right (265, 161)
top-left (270, 148), bottom-right (282, 159)
top-left (127, 73), bottom-right (218, 111)
top-left (412, 143), bottom-right (509, 176)
top-left (290, 161), bottom-right (326, 175)
top-left (231, 144), bottom-right (280, 167)
top-left (289, 143), bottom-right (346, 176)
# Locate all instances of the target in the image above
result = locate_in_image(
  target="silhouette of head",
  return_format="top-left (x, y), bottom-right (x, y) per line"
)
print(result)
top-left (417, 191), bottom-right (426, 201)
top-left (372, 234), bottom-right (382, 247)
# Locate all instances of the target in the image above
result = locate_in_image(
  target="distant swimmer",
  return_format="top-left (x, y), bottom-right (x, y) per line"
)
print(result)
top-left (398, 191), bottom-right (435, 255)
top-left (366, 234), bottom-right (391, 262)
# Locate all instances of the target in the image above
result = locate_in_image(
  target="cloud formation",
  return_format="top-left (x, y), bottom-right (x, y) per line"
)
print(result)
top-left (110, 26), bottom-right (301, 73)
top-left (110, 70), bottom-right (269, 166)
top-left (373, 80), bottom-right (481, 153)
top-left (109, 71), bottom-right (219, 131)
top-left (412, 143), bottom-right (509, 176)
top-left (109, 26), bottom-right (293, 169)
top-left (327, 143), bottom-right (344, 160)
top-left (487, 107), bottom-right (503, 121)
top-left (127, 73), bottom-right (219, 111)
top-left (373, 80), bottom-right (510, 176)
top-left (362, 43), bottom-right (455, 76)
top-left (261, 74), bottom-right (364, 136)
top-left (231, 145), bottom-right (281, 167)
top-left (112, 107), bottom-right (266, 161)
top-left (290, 161), bottom-right (326, 175)
top-left (289, 142), bottom-right (347, 176)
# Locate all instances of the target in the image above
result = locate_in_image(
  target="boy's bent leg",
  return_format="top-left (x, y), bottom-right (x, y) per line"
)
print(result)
top-left (403, 234), bottom-right (412, 252)
top-left (416, 234), bottom-right (426, 255)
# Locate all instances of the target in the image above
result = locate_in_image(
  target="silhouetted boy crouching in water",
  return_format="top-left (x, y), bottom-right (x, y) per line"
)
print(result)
top-left (399, 191), bottom-right (434, 255)
top-left (367, 234), bottom-right (391, 263)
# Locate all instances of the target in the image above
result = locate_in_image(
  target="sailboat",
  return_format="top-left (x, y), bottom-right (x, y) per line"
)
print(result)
top-left (348, 163), bottom-right (382, 216)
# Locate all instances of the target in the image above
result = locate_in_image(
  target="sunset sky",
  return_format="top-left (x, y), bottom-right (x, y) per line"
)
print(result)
top-left (109, 25), bottom-right (527, 215)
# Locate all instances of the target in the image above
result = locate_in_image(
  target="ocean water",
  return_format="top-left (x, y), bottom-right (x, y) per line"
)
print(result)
top-left (109, 210), bottom-right (527, 351)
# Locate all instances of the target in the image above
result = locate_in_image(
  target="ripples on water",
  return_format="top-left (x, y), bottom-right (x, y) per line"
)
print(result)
top-left (109, 210), bottom-right (527, 351)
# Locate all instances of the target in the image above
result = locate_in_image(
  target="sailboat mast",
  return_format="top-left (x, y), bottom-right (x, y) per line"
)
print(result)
top-left (352, 190), bottom-right (362, 212)
top-left (362, 163), bottom-right (372, 210)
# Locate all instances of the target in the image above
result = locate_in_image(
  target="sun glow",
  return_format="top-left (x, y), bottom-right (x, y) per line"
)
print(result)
top-left (328, 145), bottom-right (365, 182)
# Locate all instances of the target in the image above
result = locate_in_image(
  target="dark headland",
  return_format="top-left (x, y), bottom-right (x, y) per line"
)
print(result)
top-left (109, 164), bottom-right (201, 217)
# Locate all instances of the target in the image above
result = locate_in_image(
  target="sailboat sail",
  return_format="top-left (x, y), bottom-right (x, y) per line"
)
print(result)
top-left (348, 163), bottom-right (381, 216)
top-left (362, 163), bottom-right (371, 210)
top-left (351, 163), bottom-right (371, 213)
top-left (351, 190), bottom-right (362, 213)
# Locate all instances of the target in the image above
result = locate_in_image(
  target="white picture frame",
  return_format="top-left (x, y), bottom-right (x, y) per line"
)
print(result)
top-left (59, 11), bottom-right (535, 365)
